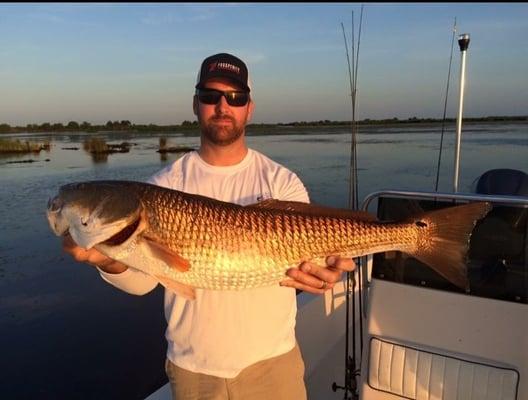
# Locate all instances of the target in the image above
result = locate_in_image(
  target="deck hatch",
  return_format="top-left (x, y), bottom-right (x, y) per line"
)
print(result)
top-left (368, 337), bottom-right (519, 400)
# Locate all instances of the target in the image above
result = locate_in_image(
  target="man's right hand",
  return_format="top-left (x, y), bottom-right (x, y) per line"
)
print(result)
top-left (62, 234), bottom-right (128, 274)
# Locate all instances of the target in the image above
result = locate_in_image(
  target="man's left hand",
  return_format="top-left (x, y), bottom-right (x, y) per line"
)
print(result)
top-left (280, 256), bottom-right (356, 294)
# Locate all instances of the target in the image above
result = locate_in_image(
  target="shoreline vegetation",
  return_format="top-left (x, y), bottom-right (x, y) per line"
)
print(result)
top-left (83, 137), bottom-right (131, 154)
top-left (0, 115), bottom-right (526, 135)
top-left (0, 138), bottom-right (51, 154)
top-left (1, 115), bottom-right (525, 155)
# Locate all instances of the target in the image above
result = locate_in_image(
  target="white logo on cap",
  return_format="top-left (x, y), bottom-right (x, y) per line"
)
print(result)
top-left (209, 62), bottom-right (240, 75)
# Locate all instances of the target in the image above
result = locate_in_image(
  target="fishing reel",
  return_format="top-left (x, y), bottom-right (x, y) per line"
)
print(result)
top-left (331, 354), bottom-right (360, 399)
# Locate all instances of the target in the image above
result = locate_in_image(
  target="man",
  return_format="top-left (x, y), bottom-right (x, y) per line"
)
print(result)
top-left (64, 53), bottom-right (355, 399)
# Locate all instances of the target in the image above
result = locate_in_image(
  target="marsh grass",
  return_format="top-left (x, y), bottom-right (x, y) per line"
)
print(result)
top-left (82, 138), bottom-right (130, 154)
top-left (83, 137), bottom-right (108, 153)
top-left (0, 138), bottom-right (47, 153)
top-left (156, 136), bottom-right (193, 154)
top-left (159, 137), bottom-right (167, 150)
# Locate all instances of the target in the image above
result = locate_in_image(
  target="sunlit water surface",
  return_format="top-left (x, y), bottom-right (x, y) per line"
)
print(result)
top-left (1, 122), bottom-right (527, 399)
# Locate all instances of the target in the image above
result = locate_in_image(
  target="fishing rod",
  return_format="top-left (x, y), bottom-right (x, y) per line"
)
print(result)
top-left (335, 20), bottom-right (355, 400)
top-left (333, 6), bottom-right (364, 400)
top-left (453, 32), bottom-right (470, 192)
top-left (354, 6), bottom-right (364, 367)
top-left (332, 20), bottom-right (354, 400)
top-left (434, 18), bottom-right (457, 192)
top-left (351, 6), bottom-right (363, 211)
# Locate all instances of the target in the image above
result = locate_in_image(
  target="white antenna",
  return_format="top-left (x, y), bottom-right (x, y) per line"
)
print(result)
top-left (453, 33), bottom-right (470, 192)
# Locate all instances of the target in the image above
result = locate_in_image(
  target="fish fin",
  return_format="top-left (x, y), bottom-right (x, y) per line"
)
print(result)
top-left (247, 199), bottom-right (378, 221)
top-left (155, 275), bottom-right (196, 300)
top-left (407, 202), bottom-right (492, 290)
top-left (102, 217), bottom-right (141, 246)
top-left (144, 238), bottom-right (191, 272)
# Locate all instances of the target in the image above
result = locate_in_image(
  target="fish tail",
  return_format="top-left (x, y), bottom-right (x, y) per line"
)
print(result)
top-left (406, 201), bottom-right (492, 290)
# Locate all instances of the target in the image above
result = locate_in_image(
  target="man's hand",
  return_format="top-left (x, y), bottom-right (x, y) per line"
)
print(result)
top-left (280, 255), bottom-right (356, 294)
top-left (62, 234), bottom-right (128, 274)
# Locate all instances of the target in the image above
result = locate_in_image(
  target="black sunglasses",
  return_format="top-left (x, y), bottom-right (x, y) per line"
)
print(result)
top-left (197, 88), bottom-right (250, 107)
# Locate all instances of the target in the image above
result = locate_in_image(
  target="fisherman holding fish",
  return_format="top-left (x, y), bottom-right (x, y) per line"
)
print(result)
top-left (52, 52), bottom-right (490, 399)
top-left (61, 53), bottom-right (356, 399)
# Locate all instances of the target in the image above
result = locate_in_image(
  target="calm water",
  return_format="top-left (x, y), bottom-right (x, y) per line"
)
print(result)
top-left (1, 122), bottom-right (527, 399)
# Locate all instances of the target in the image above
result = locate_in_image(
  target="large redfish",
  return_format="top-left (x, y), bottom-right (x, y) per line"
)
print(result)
top-left (46, 181), bottom-right (491, 299)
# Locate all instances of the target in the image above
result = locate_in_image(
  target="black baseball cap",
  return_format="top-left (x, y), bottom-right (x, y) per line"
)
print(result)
top-left (195, 53), bottom-right (251, 93)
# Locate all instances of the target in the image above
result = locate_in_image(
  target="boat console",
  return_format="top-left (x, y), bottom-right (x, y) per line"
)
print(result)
top-left (358, 170), bottom-right (527, 399)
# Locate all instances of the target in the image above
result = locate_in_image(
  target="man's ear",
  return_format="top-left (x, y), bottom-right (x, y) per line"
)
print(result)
top-left (246, 99), bottom-right (255, 123)
top-left (193, 95), bottom-right (198, 116)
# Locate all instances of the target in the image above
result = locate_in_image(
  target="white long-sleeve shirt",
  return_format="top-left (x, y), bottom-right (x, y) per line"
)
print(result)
top-left (99, 149), bottom-right (309, 378)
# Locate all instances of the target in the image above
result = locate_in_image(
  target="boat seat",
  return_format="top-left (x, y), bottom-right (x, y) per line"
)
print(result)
top-left (469, 168), bottom-right (528, 302)
top-left (473, 168), bottom-right (528, 229)
top-left (368, 337), bottom-right (519, 400)
top-left (473, 168), bottom-right (528, 197)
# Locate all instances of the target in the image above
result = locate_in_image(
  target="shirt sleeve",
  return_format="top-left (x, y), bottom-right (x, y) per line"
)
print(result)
top-left (278, 171), bottom-right (310, 203)
top-left (98, 267), bottom-right (158, 296)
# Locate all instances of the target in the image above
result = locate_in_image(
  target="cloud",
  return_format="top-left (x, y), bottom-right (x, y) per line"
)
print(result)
top-left (221, 51), bottom-right (266, 65)
top-left (28, 12), bottom-right (65, 24)
top-left (140, 6), bottom-right (216, 25)
top-left (243, 53), bottom-right (267, 64)
top-left (287, 45), bottom-right (344, 54)
top-left (158, 45), bottom-right (210, 54)
top-left (25, 7), bottom-right (99, 28)
top-left (188, 7), bottom-right (216, 22)
top-left (140, 13), bottom-right (184, 26)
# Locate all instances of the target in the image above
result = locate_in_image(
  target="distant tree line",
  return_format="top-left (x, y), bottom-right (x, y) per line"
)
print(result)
top-left (0, 120), bottom-right (200, 134)
top-left (0, 115), bottom-right (526, 134)
top-left (272, 115), bottom-right (528, 127)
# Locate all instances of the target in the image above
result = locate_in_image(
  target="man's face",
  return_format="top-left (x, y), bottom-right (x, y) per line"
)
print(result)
top-left (193, 78), bottom-right (254, 146)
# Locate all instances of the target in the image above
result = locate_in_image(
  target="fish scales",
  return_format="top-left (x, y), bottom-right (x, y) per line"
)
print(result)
top-left (46, 181), bottom-right (492, 293)
top-left (142, 191), bottom-right (407, 289)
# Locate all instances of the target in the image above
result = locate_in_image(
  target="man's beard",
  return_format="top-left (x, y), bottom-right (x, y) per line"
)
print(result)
top-left (200, 114), bottom-right (245, 146)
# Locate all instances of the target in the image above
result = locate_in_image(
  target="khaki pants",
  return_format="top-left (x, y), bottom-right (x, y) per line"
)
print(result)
top-left (165, 344), bottom-right (307, 400)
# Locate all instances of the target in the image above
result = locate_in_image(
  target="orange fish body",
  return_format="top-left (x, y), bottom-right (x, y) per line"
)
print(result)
top-left (47, 181), bottom-right (492, 299)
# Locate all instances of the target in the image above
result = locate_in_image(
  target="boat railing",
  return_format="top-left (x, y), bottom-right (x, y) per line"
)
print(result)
top-left (361, 189), bottom-right (528, 209)
top-left (358, 189), bottom-right (528, 316)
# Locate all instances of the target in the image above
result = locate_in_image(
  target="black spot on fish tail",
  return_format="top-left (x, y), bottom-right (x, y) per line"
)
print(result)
top-left (103, 218), bottom-right (140, 246)
top-left (415, 220), bottom-right (427, 228)
top-left (407, 202), bottom-right (492, 290)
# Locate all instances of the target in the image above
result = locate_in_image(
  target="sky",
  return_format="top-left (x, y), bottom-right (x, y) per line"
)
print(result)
top-left (1, 3), bottom-right (527, 126)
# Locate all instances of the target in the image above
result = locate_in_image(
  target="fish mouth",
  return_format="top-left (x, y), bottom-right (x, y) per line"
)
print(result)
top-left (47, 196), bottom-right (64, 213)
top-left (46, 196), bottom-right (71, 237)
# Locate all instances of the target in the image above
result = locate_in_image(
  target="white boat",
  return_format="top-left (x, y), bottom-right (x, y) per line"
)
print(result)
top-left (146, 32), bottom-right (527, 400)
top-left (299, 30), bottom-right (527, 400)
top-left (301, 181), bottom-right (527, 400)
top-left (146, 173), bottom-right (527, 400)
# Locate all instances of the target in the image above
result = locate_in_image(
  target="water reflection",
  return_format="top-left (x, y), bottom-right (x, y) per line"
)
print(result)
top-left (156, 136), bottom-right (196, 160)
top-left (0, 123), bottom-right (527, 399)
top-left (0, 152), bottom-right (40, 163)
top-left (90, 151), bottom-right (109, 163)
top-left (159, 137), bottom-right (168, 162)
top-left (80, 137), bottom-right (135, 163)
